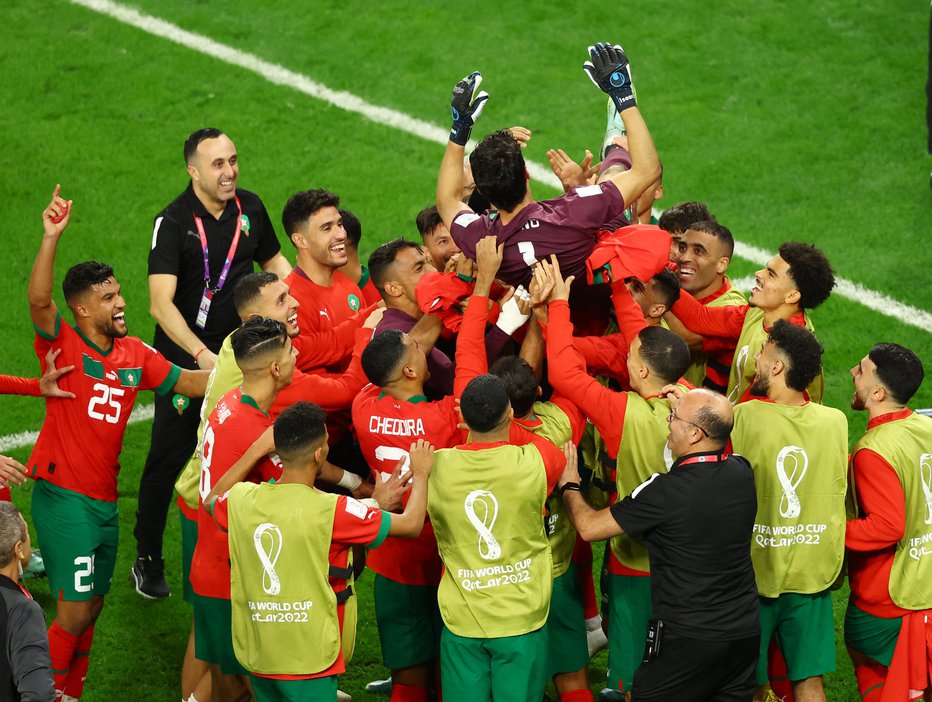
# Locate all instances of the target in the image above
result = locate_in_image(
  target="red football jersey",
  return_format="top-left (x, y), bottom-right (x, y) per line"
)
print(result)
top-left (191, 389), bottom-right (281, 600)
top-left (28, 315), bottom-right (178, 502)
top-left (352, 384), bottom-right (463, 585)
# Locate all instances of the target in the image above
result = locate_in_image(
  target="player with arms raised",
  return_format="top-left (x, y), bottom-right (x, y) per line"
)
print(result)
top-left (26, 186), bottom-right (208, 701)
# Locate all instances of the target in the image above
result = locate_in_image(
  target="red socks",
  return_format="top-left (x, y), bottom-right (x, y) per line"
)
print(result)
top-left (64, 625), bottom-right (94, 699)
top-left (854, 661), bottom-right (887, 701)
top-left (48, 623), bottom-right (79, 696)
top-left (390, 683), bottom-right (430, 702)
top-left (560, 689), bottom-right (595, 702)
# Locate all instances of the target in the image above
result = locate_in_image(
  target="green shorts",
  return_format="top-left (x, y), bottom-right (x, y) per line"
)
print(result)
top-left (251, 674), bottom-right (337, 701)
top-left (440, 626), bottom-right (547, 702)
top-left (192, 593), bottom-right (247, 676)
top-left (374, 574), bottom-right (442, 670)
top-left (607, 572), bottom-right (653, 693)
top-left (844, 600), bottom-right (901, 668)
top-left (544, 563), bottom-right (588, 676)
top-left (180, 508), bottom-right (198, 606)
top-left (31, 479), bottom-right (118, 601)
top-left (756, 591), bottom-right (836, 685)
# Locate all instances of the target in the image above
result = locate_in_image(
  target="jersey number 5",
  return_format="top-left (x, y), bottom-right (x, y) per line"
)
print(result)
top-left (374, 445), bottom-right (410, 483)
top-left (87, 383), bottom-right (125, 424)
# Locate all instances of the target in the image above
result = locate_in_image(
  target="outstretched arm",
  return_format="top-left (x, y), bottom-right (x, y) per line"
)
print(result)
top-left (558, 441), bottom-right (623, 541)
top-left (29, 185), bottom-right (72, 338)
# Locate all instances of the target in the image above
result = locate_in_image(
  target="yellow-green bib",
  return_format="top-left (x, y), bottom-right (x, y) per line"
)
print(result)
top-left (732, 400), bottom-right (847, 596)
top-left (227, 482), bottom-right (342, 675)
top-left (683, 281), bottom-right (747, 388)
top-left (851, 413), bottom-right (932, 610)
top-left (610, 395), bottom-right (675, 572)
top-left (727, 309), bottom-right (822, 404)
top-left (428, 443), bottom-right (552, 638)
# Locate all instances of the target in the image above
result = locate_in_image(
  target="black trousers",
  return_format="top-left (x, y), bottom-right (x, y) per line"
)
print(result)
top-left (133, 384), bottom-right (203, 560)
top-left (631, 630), bottom-right (759, 702)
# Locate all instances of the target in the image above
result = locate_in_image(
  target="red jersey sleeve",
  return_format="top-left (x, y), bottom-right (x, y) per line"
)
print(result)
top-left (0, 375), bottom-right (40, 397)
top-left (210, 494), bottom-right (230, 532)
top-left (846, 448), bottom-right (906, 552)
top-left (532, 433), bottom-right (567, 495)
top-left (138, 341), bottom-right (177, 394)
top-left (332, 496), bottom-right (390, 548)
top-left (454, 293), bottom-right (492, 399)
top-left (572, 333), bottom-right (631, 385)
top-left (546, 300), bottom-right (629, 455)
top-left (609, 281), bottom-right (647, 345)
top-left (670, 292), bottom-right (748, 340)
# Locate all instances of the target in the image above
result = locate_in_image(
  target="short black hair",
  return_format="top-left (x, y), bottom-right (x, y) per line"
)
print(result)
top-left (869, 342), bottom-right (925, 404)
top-left (368, 238), bottom-right (422, 295)
top-left (231, 317), bottom-right (288, 365)
top-left (233, 271), bottom-right (279, 316)
top-left (340, 209), bottom-right (361, 250)
top-left (415, 205), bottom-right (443, 239)
top-left (695, 403), bottom-right (732, 445)
top-left (778, 242), bottom-right (835, 310)
top-left (460, 374), bottom-right (510, 433)
top-left (687, 220), bottom-right (735, 259)
top-left (183, 128), bottom-right (225, 164)
top-left (637, 326), bottom-right (690, 384)
top-left (281, 189), bottom-right (341, 240)
top-left (274, 401), bottom-right (327, 463)
top-left (62, 261), bottom-right (115, 304)
top-left (768, 319), bottom-right (823, 391)
top-left (469, 130), bottom-right (527, 212)
top-left (658, 201), bottom-right (715, 235)
top-left (361, 329), bottom-right (407, 387)
top-left (490, 355), bottom-right (538, 418)
top-left (650, 268), bottom-right (681, 309)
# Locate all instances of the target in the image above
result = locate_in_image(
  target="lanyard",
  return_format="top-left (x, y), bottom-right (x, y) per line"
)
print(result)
top-left (193, 195), bottom-right (243, 293)
top-left (675, 453), bottom-right (729, 468)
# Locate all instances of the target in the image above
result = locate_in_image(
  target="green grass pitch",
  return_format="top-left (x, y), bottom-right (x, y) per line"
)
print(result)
top-left (0, 0), bottom-right (929, 699)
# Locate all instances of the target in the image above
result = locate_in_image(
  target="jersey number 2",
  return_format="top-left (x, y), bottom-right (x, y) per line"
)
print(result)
top-left (87, 383), bottom-right (125, 424)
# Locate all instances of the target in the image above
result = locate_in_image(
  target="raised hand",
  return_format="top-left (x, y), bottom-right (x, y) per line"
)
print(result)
top-left (408, 439), bottom-right (436, 479)
top-left (42, 183), bottom-right (73, 237)
top-left (450, 72), bottom-right (490, 146)
top-left (547, 148), bottom-right (596, 192)
top-left (583, 42), bottom-right (637, 113)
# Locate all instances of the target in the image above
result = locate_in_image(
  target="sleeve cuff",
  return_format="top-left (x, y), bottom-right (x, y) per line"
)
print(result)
top-left (33, 311), bottom-right (62, 342)
top-left (154, 364), bottom-right (182, 396)
top-left (369, 511), bottom-right (392, 549)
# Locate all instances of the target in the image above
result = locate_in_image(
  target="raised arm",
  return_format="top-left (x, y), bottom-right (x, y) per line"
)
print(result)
top-left (437, 72), bottom-right (489, 229)
top-left (583, 43), bottom-right (662, 208)
top-left (28, 184), bottom-right (72, 337)
top-left (558, 441), bottom-right (623, 541)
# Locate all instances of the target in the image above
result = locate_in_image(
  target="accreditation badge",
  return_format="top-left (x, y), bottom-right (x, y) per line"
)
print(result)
top-left (196, 288), bottom-right (214, 329)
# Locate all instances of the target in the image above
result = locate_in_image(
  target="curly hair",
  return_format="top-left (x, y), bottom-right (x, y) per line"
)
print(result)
top-left (768, 320), bottom-right (823, 391)
top-left (469, 130), bottom-right (526, 212)
top-left (778, 242), bottom-right (835, 310)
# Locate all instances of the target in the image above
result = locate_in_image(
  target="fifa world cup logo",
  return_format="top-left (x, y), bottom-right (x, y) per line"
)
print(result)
top-left (920, 453), bottom-right (932, 526)
top-left (254, 523), bottom-right (283, 595)
top-left (728, 345), bottom-right (750, 403)
top-left (464, 490), bottom-right (502, 561)
top-left (776, 445), bottom-right (809, 519)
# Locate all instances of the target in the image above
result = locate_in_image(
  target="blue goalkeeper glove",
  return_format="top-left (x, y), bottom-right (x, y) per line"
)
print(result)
top-left (449, 71), bottom-right (489, 146)
top-left (583, 42), bottom-right (636, 113)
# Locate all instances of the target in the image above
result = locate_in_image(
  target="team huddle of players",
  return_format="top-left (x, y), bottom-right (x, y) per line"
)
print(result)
top-left (3, 41), bottom-right (930, 702)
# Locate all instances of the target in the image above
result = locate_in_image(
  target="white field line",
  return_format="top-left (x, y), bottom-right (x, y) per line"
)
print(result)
top-left (0, 403), bottom-right (153, 453)
top-left (5, 0), bottom-right (928, 453)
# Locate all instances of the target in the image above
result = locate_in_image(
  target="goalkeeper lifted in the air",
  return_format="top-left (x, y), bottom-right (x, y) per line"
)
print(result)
top-left (435, 42), bottom-right (663, 288)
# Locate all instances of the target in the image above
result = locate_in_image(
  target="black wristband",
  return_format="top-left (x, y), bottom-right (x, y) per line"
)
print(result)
top-left (559, 481), bottom-right (581, 495)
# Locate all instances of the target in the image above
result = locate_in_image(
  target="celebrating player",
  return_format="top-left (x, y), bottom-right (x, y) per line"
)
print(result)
top-left (26, 185), bottom-right (209, 700)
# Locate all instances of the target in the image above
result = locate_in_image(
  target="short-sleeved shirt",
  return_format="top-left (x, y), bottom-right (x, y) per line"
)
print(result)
top-left (610, 451), bottom-right (759, 640)
top-left (215, 492), bottom-right (390, 680)
top-left (28, 313), bottom-right (180, 502)
top-left (450, 182), bottom-right (626, 287)
top-left (352, 384), bottom-right (463, 585)
top-left (148, 184), bottom-right (280, 359)
top-left (191, 389), bottom-right (281, 600)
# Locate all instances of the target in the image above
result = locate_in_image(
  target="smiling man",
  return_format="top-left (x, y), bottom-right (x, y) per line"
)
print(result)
top-left (28, 187), bottom-right (210, 701)
top-left (138, 128), bottom-right (291, 600)
top-left (668, 242), bottom-right (835, 403)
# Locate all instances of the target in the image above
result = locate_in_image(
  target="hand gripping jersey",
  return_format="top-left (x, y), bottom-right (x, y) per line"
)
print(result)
top-left (731, 400), bottom-right (848, 597)
top-left (850, 412), bottom-right (932, 610)
top-left (29, 314), bottom-right (179, 501)
top-left (428, 442), bottom-right (553, 639)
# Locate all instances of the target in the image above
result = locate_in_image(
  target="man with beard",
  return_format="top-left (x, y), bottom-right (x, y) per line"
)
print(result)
top-left (27, 186), bottom-right (209, 700)
top-left (845, 343), bottom-right (932, 701)
top-left (730, 321), bottom-right (847, 702)
top-left (138, 128), bottom-right (290, 600)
